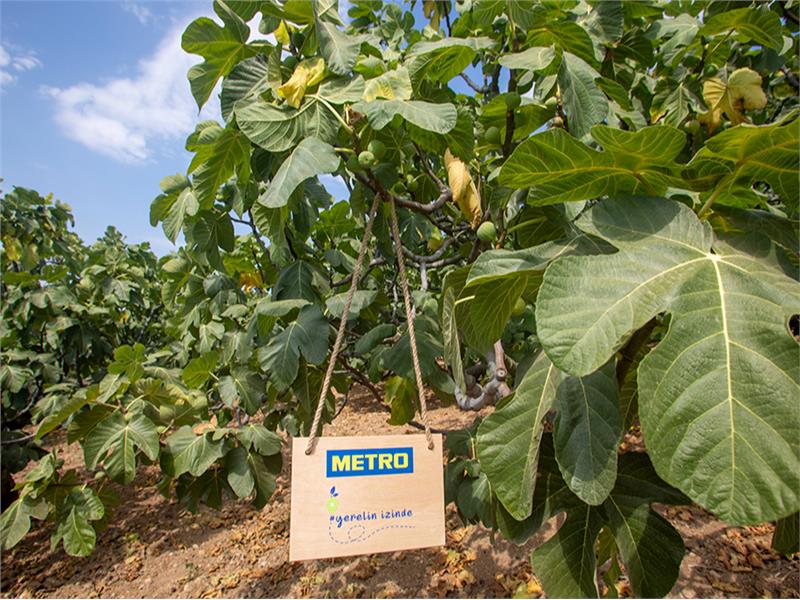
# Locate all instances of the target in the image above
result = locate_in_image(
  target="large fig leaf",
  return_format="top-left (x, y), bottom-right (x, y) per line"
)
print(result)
top-left (498, 126), bottom-right (686, 204)
top-left (257, 305), bottom-right (329, 391)
top-left (557, 52), bottom-right (608, 139)
top-left (536, 196), bottom-right (800, 524)
top-left (258, 138), bottom-right (340, 208)
top-left (351, 99), bottom-right (457, 133)
top-left (405, 37), bottom-right (496, 83)
top-left (182, 0), bottom-right (259, 109)
top-left (161, 426), bottom-right (226, 478)
top-left (82, 412), bottom-right (160, 484)
top-left (477, 351), bottom-right (560, 519)
top-left (235, 97), bottom-right (340, 152)
top-left (553, 360), bottom-right (622, 506)
top-left (684, 119), bottom-right (799, 210)
top-left (530, 437), bottom-right (687, 598)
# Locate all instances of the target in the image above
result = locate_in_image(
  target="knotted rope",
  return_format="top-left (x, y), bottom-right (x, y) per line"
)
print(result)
top-left (305, 193), bottom-right (434, 453)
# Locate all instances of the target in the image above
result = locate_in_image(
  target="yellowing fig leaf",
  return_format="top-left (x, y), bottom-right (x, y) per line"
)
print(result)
top-left (2, 235), bottom-right (21, 262)
top-left (273, 20), bottom-right (291, 47)
top-left (445, 148), bottom-right (482, 228)
top-left (277, 57), bottom-right (326, 109)
top-left (700, 67), bottom-right (767, 132)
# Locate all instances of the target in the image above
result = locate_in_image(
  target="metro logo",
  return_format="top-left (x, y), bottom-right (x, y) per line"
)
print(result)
top-left (326, 447), bottom-right (414, 478)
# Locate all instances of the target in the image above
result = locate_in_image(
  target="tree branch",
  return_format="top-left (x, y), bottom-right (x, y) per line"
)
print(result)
top-left (331, 257), bottom-right (386, 288)
top-left (782, 67), bottom-right (799, 91)
top-left (413, 143), bottom-right (448, 191)
top-left (352, 171), bottom-right (452, 214)
top-left (401, 236), bottom-right (455, 264)
top-left (459, 72), bottom-right (489, 94)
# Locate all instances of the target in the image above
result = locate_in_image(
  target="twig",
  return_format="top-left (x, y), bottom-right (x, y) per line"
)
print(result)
top-left (408, 420), bottom-right (450, 436)
top-left (781, 67), bottom-right (799, 91)
top-left (413, 143), bottom-right (448, 191)
top-left (458, 73), bottom-right (489, 94)
top-left (352, 171), bottom-right (452, 214)
top-left (331, 257), bottom-right (386, 288)
top-left (402, 237), bottom-right (455, 264)
top-left (1, 433), bottom-right (36, 446)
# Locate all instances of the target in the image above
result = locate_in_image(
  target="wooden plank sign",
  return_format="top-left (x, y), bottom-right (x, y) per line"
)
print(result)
top-left (289, 434), bottom-right (445, 561)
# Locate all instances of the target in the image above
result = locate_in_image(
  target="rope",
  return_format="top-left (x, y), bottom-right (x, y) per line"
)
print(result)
top-left (304, 192), bottom-right (435, 453)
top-left (387, 196), bottom-right (434, 450)
top-left (305, 193), bottom-right (382, 455)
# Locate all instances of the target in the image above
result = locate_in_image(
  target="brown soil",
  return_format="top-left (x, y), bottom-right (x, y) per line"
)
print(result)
top-left (1, 387), bottom-right (798, 598)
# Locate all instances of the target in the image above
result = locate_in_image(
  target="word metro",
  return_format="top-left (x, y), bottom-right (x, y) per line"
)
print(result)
top-left (326, 447), bottom-right (414, 477)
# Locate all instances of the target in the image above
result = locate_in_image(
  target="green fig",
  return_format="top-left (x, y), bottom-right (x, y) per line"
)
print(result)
top-left (358, 150), bottom-right (376, 168)
top-left (545, 96), bottom-right (558, 110)
top-left (484, 126), bottom-right (502, 145)
top-left (504, 92), bottom-right (521, 110)
top-left (367, 139), bottom-right (387, 159)
top-left (346, 154), bottom-right (364, 172)
top-left (477, 221), bottom-right (497, 242)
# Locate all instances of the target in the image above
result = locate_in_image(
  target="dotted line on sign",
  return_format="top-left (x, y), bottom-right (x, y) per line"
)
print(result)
top-left (327, 519), bottom-right (416, 545)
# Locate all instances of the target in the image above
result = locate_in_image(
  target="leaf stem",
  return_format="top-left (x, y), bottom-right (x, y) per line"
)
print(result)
top-left (697, 175), bottom-right (730, 218)
top-left (313, 96), bottom-right (352, 132)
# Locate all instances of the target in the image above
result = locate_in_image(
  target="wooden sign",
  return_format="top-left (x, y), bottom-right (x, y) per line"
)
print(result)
top-left (289, 434), bottom-right (445, 561)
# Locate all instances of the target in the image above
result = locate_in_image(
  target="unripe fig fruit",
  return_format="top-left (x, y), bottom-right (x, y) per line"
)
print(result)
top-left (346, 154), bottom-right (364, 172)
top-left (545, 96), bottom-right (558, 110)
top-left (684, 119), bottom-right (701, 134)
top-left (504, 92), bottom-right (521, 110)
top-left (552, 115), bottom-right (564, 128)
top-left (358, 150), bottom-right (376, 167)
top-left (477, 221), bottom-right (497, 242)
top-left (485, 125), bottom-right (502, 144)
top-left (368, 139), bottom-right (387, 159)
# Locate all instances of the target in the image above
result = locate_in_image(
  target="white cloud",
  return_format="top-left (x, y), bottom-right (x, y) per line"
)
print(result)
top-left (43, 15), bottom-right (221, 163)
top-left (42, 10), bottom-right (275, 164)
top-left (121, 1), bottom-right (153, 25)
top-left (0, 43), bottom-right (42, 87)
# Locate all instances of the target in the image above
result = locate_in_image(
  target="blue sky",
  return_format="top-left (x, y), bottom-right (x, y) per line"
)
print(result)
top-left (1, 1), bottom-right (468, 255)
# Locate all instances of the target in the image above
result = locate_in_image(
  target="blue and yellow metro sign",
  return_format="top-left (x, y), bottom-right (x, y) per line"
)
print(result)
top-left (326, 447), bottom-right (414, 477)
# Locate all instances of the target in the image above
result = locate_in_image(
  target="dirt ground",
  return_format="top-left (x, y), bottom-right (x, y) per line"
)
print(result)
top-left (1, 387), bottom-right (798, 599)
